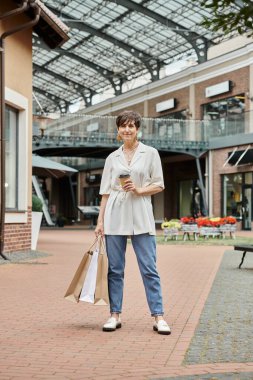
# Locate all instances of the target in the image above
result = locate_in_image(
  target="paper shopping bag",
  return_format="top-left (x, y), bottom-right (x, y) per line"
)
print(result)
top-left (64, 239), bottom-right (98, 303)
top-left (79, 246), bottom-right (99, 303)
top-left (94, 238), bottom-right (109, 306)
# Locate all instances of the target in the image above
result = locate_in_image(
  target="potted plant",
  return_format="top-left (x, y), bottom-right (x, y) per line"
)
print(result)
top-left (31, 194), bottom-right (43, 250)
top-left (219, 216), bottom-right (237, 238)
top-left (196, 217), bottom-right (221, 238)
top-left (56, 214), bottom-right (67, 227)
top-left (180, 216), bottom-right (199, 240)
top-left (161, 218), bottom-right (181, 241)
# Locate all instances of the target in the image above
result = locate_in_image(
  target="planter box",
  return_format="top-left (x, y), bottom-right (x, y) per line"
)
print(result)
top-left (163, 227), bottom-right (179, 241)
top-left (199, 227), bottom-right (221, 239)
top-left (219, 224), bottom-right (237, 239)
top-left (31, 211), bottom-right (43, 250)
top-left (181, 224), bottom-right (199, 240)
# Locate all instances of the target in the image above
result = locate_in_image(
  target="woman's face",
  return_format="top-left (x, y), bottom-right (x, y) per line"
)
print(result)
top-left (118, 120), bottom-right (138, 144)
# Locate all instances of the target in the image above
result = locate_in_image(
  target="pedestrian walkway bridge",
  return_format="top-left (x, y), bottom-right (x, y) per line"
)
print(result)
top-left (32, 112), bottom-right (246, 159)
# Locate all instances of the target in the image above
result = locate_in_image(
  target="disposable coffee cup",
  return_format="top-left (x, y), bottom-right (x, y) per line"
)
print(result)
top-left (119, 174), bottom-right (130, 187)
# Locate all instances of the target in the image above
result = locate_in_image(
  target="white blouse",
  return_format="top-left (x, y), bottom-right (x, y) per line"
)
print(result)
top-left (99, 142), bottom-right (164, 235)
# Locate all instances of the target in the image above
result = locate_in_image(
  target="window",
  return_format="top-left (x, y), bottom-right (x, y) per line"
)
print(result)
top-left (157, 110), bottom-right (187, 120)
top-left (4, 87), bottom-right (29, 223)
top-left (222, 173), bottom-right (253, 220)
top-left (202, 94), bottom-right (245, 137)
top-left (153, 110), bottom-right (187, 139)
top-left (84, 186), bottom-right (100, 206)
top-left (5, 106), bottom-right (18, 209)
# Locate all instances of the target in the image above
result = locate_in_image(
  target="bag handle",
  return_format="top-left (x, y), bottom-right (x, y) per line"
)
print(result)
top-left (85, 235), bottom-right (106, 255)
top-left (98, 235), bottom-right (107, 255)
top-left (86, 236), bottom-right (100, 255)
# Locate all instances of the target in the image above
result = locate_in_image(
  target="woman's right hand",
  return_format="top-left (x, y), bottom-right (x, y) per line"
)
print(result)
top-left (95, 221), bottom-right (104, 237)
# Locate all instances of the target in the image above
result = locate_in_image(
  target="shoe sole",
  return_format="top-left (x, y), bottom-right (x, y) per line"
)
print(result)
top-left (153, 326), bottom-right (171, 335)
top-left (103, 323), bottom-right (122, 332)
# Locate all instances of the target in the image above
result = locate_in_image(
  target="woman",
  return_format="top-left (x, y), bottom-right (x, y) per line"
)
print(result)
top-left (95, 110), bottom-right (171, 335)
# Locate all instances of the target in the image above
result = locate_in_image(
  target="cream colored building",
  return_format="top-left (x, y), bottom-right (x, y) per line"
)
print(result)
top-left (0, 0), bottom-right (69, 254)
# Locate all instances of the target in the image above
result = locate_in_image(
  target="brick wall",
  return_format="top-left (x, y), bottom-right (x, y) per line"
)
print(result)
top-left (109, 67), bottom-right (249, 120)
top-left (4, 209), bottom-right (32, 253)
top-left (195, 67), bottom-right (250, 119)
top-left (148, 87), bottom-right (189, 118)
top-left (112, 89), bottom-right (189, 119)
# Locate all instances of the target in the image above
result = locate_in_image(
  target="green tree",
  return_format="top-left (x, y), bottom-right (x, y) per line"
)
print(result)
top-left (200, 0), bottom-right (253, 37)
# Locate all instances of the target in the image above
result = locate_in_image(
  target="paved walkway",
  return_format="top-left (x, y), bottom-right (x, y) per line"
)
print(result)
top-left (0, 230), bottom-right (252, 379)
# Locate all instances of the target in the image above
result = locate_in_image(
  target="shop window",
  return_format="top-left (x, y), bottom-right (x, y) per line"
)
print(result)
top-left (222, 173), bottom-right (253, 220)
top-left (86, 172), bottom-right (101, 184)
top-left (84, 186), bottom-right (100, 206)
top-left (158, 110), bottom-right (187, 120)
top-left (153, 110), bottom-right (186, 139)
top-left (5, 106), bottom-right (18, 209)
top-left (245, 172), bottom-right (252, 184)
top-left (202, 94), bottom-right (245, 136)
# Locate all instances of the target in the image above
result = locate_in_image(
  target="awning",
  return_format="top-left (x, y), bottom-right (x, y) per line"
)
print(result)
top-left (32, 155), bottom-right (78, 178)
top-left (228, 146), bottom-right (253, 166)
top-left (13, 0), bottom-right (70, 48)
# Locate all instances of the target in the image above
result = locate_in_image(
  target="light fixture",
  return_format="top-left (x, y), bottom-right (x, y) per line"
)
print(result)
top-left (185, 108), bottom-right (192, 117)
top-left (36, 113), bottom-right (47, 137)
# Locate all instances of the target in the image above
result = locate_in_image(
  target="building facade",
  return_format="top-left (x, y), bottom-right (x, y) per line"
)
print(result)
top-left (74, 40), bottom-right (253, 230)
top-left (1, 0), bottom-right (68, 253)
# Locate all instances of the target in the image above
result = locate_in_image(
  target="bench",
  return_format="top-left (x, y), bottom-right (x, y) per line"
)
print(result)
top-left (234, 245), bottom-right (253, 268)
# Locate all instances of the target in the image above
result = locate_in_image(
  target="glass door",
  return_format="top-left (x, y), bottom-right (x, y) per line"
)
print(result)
top-left (242, 185), bottom-right (252, 230)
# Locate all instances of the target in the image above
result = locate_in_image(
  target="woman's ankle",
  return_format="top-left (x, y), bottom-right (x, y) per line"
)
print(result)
top-left (111, 313), bottom-right (120, 320)
top-left (155, 315), bottom-right (164, 322)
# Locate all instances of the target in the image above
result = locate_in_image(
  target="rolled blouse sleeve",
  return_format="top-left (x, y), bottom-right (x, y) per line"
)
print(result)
top-left (99, 156), bottom-right (112, 195)
top-left (150, 149), bottom-right (164, 189)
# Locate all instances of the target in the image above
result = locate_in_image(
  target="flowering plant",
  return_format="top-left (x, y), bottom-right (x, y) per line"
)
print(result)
top-left (161, 219), bottom-right (181, 229)
top-left (196, 216), bottom-right (237, 227)
top-left (221, 216), bottom-right (237, 224)
top-left (180, 217), bottom-right (196, 224)
top-left (196, 217), bottom-right (220, 227)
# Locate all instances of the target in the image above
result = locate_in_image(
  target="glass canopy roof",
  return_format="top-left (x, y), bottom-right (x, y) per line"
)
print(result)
top-left (33, 0), bottom-right (240, 113)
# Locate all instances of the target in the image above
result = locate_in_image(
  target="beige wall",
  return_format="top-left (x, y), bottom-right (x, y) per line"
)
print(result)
top-left (208, 35), bottom-right (253, 60)
top-left (0, 2), bottom-right (34, 251)
top-left (0, 2), bottom-right (33, 204)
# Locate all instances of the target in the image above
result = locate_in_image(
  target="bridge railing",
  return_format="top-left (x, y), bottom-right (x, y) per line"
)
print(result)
top-left (34, 114), bottom-right (205, 143)
top-left (33, 111), bottom-right (251, 145)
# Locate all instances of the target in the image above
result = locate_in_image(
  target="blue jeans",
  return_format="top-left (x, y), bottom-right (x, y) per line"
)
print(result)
top-left (105, 233), bottom-right (164, 316)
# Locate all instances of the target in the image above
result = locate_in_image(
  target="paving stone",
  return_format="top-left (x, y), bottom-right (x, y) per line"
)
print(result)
top-left (184, 250), bottom-right (253, 365)
top-left (152, 372), bottom-right (253, 380)
top-left (0, 250), bottom-right (51, 265)
top-left (1, 230), bottom-right (252, 379)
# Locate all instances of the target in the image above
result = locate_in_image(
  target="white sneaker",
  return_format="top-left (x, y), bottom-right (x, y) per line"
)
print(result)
top-left (153, 320), bottom-right (171, 335)
top-left (102, 317), bottom-right (122, 332)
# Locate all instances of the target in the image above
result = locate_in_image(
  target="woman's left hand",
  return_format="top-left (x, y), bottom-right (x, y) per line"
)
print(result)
top-left (123, 179), bottom-right (141, 195)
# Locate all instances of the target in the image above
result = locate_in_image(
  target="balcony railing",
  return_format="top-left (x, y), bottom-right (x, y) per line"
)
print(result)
top-left (33, 110), bottom-right (253, 148)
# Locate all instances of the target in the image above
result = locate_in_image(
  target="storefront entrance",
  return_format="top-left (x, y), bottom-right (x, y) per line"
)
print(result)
top-left (223, 172), bottom-right (252, 230)
top-left (179, 179), bottom-right (205, 218)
